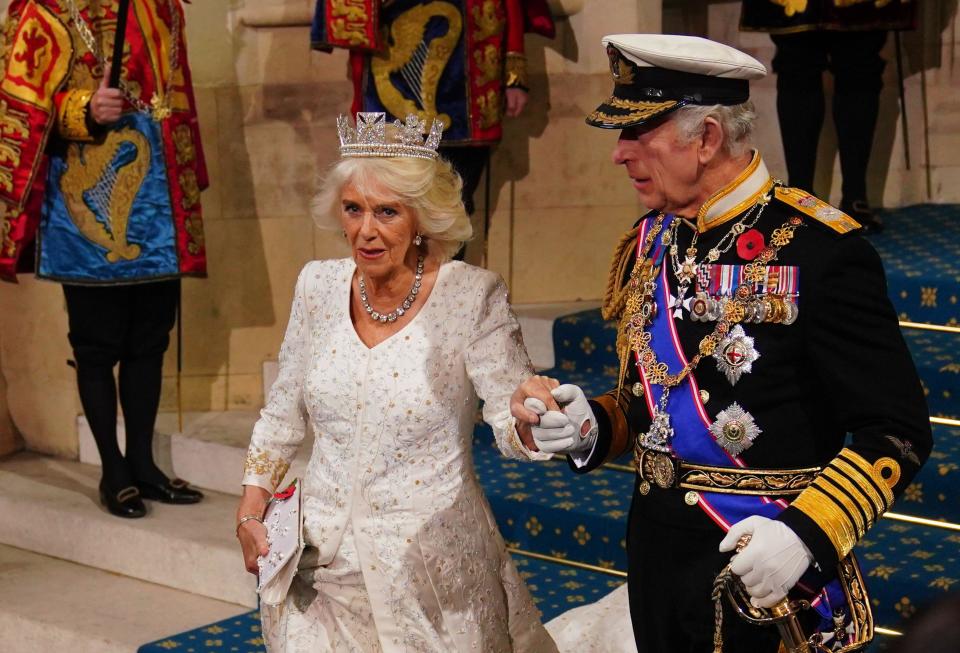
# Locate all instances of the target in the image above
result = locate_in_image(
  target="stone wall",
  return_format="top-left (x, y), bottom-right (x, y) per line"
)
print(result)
top-left (0, 0), bottom-right (660, 454)
top-left (0, 344), bottom-right (20, 457)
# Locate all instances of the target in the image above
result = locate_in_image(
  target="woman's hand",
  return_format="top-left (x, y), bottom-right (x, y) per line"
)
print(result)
top-left (236, 485), bottom-right (271, 575)
top-left (510, 374), bottom-right (561, 451)
top-left (505, 87), bottom-right (528, 118)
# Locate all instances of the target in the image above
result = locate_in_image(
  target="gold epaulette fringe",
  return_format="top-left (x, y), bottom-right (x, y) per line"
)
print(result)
top-left (601, 226), bottom-right (639, 322)
top-left (600, 226), bottom-right (640, 400)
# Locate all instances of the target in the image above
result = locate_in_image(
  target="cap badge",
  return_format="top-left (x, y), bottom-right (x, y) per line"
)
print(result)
top-left (606, 45), bottom-right (634, 85)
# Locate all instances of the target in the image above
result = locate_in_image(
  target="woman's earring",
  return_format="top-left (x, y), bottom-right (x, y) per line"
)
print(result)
top-left (414, 233), bottom-right (423, 246)
top-left (341, 230), bottom-right (347, 239)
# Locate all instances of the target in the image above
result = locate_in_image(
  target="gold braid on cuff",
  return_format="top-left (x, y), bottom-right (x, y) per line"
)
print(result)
top-left (243, 447), bottom-right (291, 492)
top-left (790, 448), bottom-right (895, 559)
top-left (58, 89), bottom-right (95, 141)
top-left (505, 52), bottom-right (528, 90)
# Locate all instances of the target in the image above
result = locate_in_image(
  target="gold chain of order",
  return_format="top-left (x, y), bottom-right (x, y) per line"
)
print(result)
top-left (67, 0), bottom-right (181, 121)
top-left (615, 213), bottom-right (668, 396)
top-left (623, 215), bottom-right (804, 391)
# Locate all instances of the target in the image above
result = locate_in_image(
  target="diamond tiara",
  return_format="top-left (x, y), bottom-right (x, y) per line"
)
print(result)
top-left (337, 112), bottom-right (444, 160)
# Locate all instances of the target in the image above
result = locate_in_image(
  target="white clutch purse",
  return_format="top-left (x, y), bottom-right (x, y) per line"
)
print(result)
top-left (257, 478), bottom-right (304, 606)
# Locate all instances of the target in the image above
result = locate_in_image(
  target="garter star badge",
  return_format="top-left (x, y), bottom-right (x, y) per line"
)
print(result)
top-left (713, 325), bottom-right (760, 385)
top-left (709, 402), bottom-right (761, 456)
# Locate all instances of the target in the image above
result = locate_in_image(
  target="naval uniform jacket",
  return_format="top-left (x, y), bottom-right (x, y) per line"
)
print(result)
top-left (572, 152), bottom-right (932, 578)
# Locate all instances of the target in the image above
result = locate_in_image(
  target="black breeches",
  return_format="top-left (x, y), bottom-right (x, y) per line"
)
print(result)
top-left (771, 30), bottom-right (888, 203)
top-left (63, 280), bottom-right (179, 488)
top-left (439, 146), bottom-right (490, 217)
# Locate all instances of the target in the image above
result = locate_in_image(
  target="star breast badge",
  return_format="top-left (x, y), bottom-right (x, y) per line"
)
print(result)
top-left (709, 402), bottom-right (762, 457)
top-left (713, 324), bottom-right (760, 385)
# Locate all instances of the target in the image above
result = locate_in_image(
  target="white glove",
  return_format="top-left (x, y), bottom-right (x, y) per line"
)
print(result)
top-left (523, 384), bottom-right (598, 454)
top-left (719, 515), bottom-right (814, 609)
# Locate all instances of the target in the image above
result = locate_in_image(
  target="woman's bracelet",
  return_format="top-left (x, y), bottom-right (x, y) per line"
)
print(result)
top-left (236, 514), bottom-right (264, 537)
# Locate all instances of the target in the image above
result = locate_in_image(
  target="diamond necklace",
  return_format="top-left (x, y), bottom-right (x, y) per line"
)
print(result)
top-left (67, 0), bottom-right (181, 121)
top-left (358, 255), bottom-right (425, 323)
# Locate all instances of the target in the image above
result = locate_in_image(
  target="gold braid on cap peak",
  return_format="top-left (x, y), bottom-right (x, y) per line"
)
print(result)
top-left (338, 112), bottom-right (444, 160)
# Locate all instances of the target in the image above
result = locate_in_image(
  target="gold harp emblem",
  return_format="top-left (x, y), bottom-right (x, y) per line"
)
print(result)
top-left (371, 2), bottom-right (462, 130)
top-left (60, 127), bottom-right (151, 263)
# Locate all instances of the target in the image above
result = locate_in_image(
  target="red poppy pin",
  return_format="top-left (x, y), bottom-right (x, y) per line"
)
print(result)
top-left (274, 482), bottom-right (297, 500)
top-left (736, 229), bottom-right (765, 261)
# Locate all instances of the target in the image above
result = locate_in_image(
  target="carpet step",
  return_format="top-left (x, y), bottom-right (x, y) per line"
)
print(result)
top-left (0, 543), bottom-right (245, 653)
top-left (902, 328), bottom-right (960, 420)
top-left (474, 427), bottom-right (632, 572)
top-left (872, 205), bottom-right (960, 327)
top-left (0, 453), bottom-right (258, 607)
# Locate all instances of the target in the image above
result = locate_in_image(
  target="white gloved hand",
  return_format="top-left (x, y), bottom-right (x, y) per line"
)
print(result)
top-left (523, 384), bottom-right (598, 454)
top-left (718, 515), bottom-right (814, 609)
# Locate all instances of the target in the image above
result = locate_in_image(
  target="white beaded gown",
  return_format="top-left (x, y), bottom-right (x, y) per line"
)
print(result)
top-left (242, 258), bottom-right (558, 653)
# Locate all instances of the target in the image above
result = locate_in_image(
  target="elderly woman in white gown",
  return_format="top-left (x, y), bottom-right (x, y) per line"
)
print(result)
top-left (234, 113), bottom-right (561, 652)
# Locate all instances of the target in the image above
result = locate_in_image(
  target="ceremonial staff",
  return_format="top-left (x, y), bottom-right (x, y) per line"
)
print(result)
top-left (108, 0), bottom-right (131, 88)
top-left (894, 31), bottom-right (910, 170)
top-left (109, 0), bottom-right (184, 431)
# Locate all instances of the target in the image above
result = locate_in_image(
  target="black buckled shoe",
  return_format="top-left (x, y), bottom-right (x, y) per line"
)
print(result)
top-left (842, 199), bottom-right (885, 234)
top-left (99, 483), bottom-right (147, 518)
top-left (137, 478), bottom-right (204, 504)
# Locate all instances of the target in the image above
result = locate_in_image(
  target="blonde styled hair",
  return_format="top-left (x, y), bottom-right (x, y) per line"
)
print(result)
top-left (312, 153), bottom-right (473, 260)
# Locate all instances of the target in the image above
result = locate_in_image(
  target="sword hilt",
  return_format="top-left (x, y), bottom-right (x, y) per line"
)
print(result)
top-left (721, 533), bottom-right (814, 653)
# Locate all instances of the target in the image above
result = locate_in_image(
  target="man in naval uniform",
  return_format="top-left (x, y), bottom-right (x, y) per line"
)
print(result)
top-left (511, 34), bottom-right (931, 652)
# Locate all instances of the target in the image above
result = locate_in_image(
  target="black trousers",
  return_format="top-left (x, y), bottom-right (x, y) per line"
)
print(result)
top-left (626, 482), bottom-right (783, 652)
top-left (771, 30), bottom-right (888, 205)
top-left (63, 280), bottom-right (179, 490)
top-left (439, 145), bottom-right (490, 217)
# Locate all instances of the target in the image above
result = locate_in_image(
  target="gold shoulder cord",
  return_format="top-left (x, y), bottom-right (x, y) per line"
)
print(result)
top-left (601, 226), bottom-right (639, 399)
top-left (601, 225), bottom-right (640, 322)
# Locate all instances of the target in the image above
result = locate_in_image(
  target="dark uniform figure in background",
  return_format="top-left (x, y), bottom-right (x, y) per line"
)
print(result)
top-left (0, 0), bottom-right (206, 517)
top-left (511, 34), bottom-right (931, 652)
top-left (311, 0), bottom-right (554, 217)
top-left (741, 0), bottom-right (917, 233)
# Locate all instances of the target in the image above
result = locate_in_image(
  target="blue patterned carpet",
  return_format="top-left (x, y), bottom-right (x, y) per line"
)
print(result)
top-left (871, 204), bottom-right (960, 327)
top-left (140, 205), bottom-right (958, 652)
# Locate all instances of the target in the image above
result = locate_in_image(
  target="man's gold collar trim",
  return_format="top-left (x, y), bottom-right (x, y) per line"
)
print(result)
top-left (696, 151), bottom-right (774, 233)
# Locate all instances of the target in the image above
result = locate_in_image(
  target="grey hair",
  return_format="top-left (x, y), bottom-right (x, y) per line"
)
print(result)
top-left (671, 102), bottom-right (756, 159)
top-left (312, 154), bottom-right (472, 261)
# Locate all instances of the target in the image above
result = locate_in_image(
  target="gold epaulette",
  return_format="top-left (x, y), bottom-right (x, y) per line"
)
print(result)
top-left (601, 225), bottom-right (639, 322)
top-left (774, 187), bottom-right (861, 234)
top-left (789, 448), bottom-right (897, 559)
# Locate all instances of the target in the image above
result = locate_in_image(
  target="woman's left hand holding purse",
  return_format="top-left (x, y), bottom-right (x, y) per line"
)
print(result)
top-left (236, 485), bottom-right (272, 574)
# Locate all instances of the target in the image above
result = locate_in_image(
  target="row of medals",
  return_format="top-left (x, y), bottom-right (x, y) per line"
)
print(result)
top-left (689, 291), bottom-right (798, 325)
